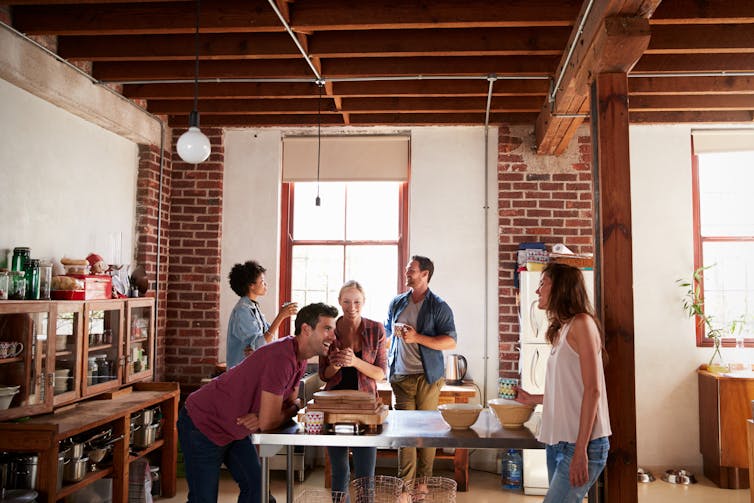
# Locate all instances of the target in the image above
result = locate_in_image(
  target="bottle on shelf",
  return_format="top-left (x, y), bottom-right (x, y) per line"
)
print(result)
top-left (501, 448), bottom-right (523, 491)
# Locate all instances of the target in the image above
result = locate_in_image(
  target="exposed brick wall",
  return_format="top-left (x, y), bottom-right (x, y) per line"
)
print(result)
top-left (135, 142), bottom-right (171, 381)
top-left (164, 128), bottom-right (225, 388)
top-left (497, 125), bottom-right (595, 378)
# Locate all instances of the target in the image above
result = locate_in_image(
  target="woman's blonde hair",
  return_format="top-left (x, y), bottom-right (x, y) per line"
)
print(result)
top-left (339, 280), bottom-right (366, 301)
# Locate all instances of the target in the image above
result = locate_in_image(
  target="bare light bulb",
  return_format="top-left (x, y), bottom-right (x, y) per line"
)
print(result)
top-left (177, 126), bottom-right (211, 164)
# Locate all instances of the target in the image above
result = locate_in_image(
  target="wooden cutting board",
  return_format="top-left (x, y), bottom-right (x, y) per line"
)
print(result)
top-left (299, 404), bottom-right (389, 426)
top-left (313, 390), bottom-right (375, 402)
top-left (308, 399), bottom-right (380, 411)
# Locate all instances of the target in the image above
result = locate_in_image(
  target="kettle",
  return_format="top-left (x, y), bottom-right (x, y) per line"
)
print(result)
top-left (445, 354), bottom-right (467, 385)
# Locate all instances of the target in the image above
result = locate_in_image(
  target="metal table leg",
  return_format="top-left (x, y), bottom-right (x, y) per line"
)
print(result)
top-left (260, 455), bottom-right (269, 503)
top-left (286, 445), bottom-right (294, 502)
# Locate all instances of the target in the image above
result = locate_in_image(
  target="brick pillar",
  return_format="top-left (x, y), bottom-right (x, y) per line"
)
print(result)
top-left (497, 125), bottom-right (594, 378)
top-left (135, 142), bottom-right (171, 381)
top-left (164, 128), bottom-right (225, 389)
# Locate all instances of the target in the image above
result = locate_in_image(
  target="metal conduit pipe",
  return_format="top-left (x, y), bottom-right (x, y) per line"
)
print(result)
top-left (482, 75), bottom-right (497, 402)
top-left (266, 0), bottom-right (322, 81)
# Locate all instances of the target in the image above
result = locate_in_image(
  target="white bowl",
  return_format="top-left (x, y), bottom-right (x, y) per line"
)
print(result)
top-left (0, 390), bottom-right (18, 410)
top-left (488, 398), bottom-right (534, 429)
top-left (0, 385), bottom-right (20, 395)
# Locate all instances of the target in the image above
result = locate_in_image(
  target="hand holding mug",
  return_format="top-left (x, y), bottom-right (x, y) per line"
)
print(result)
top-left (280, 301), bottom-right (298, 319)
top-left (393, 323), bottom-right (407, 339)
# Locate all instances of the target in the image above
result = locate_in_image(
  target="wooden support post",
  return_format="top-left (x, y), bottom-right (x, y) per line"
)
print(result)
top-left (590, 72), bottom-right (638, 503)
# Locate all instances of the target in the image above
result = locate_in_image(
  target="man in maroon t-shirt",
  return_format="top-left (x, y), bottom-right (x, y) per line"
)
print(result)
top-left (177, 302), bottom-right (338, 503)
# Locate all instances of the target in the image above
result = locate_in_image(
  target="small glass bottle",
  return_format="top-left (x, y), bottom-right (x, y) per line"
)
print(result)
top-left (25, 258), bottom-right (40, 300)
top-left (0, 270), bottom-right (8, 300)
top-left (38, 261), bottom-right (52, 300)
top-left (96, 355), bottom-right (110, 383)
top-left (87, 356), bottom-right (97, 385)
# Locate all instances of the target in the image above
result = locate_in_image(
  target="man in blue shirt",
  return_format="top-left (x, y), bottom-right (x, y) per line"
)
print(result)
top-left (385, 255), bottom-right (457, 482)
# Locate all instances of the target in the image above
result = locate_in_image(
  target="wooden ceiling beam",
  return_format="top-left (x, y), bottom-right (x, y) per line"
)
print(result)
top-left (309, 27), bottom-right (569, 58)
top-left (93, 59), bottom-right (314, 81)
top-left (650, 0), bottom-right (754, 25)
top-left (347, 112), bottom-right (539, 125)
top-left (123, 82), bottom-right (321, 100)
top-left (321, 56), bottom-right (558, 78)
top-left (630, 110), bottom-right (754, 123)
top-left (339, 96), bottom-right (543, 113)
top-left (168, 113), bottom-right (345, 128)
top-left (148, 98), bottom-right (339, 114)
top-left (536, 13), bottom-right (652, 154)
top-left (58, 33), bottom-right (300, 61)
top-left (332, 79), bottom-right (550, 97)
top-left (11, 0), bottom-right (283, 35)
top-left (629, 94), bottom-right (754, 111)
top-left (634, 53), bottom-right (754, 73)
top-left (628, 75), bottom-right (754, 95)
top-left (289, 0), bottom-right (580, 30)
top-left (647, 24), bottom-right (754, 54)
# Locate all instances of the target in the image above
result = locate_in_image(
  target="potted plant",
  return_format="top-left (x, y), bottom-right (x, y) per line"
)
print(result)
top-left (678, 265), bottom-right (744, 373)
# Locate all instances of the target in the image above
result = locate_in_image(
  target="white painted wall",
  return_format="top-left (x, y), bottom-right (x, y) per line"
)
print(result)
top-left (630, 123), bottom-right (754, 472)
top-left (0, 78), bottom-right (139, 267)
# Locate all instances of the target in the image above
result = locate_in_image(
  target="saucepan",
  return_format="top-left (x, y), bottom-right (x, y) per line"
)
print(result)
top-left (62, 456), bottom-right (89, 483)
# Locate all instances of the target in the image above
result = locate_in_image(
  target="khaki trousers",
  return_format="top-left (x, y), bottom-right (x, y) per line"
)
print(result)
top-left (390, 374), bottom-right (444, 481)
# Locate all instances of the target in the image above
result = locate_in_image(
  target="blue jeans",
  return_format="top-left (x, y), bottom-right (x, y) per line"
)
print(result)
top-left (327, 446), bottom-right (377, 502)
top-left (544, 437), bottom-right (609, 503)
top-left (177, 407), bottom-right (263, 503)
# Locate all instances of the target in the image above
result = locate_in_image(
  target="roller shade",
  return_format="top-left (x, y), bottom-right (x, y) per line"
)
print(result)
top-left (282, 135), bottom-right (409, 181)
top-left (692, 129), bottom-right (754, 154)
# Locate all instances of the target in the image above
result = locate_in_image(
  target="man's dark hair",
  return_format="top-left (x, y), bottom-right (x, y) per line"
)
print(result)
top-left (411, 255), bottom-right (434, 282)
top-left (294, 303), bottom-right (338, 335)
top-left (228, 261), bottom-right (266, 297)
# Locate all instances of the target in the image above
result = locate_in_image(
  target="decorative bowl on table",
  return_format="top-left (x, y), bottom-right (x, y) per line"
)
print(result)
top-left (438, 403), bottom-right (483, 430)
top-left (487, 398), bottom-right (534, 430)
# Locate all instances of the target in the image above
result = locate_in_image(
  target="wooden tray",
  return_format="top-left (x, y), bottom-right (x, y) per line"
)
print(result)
top-left (299, 404), bottom-right (389, 426)
top-left (313, 390), bottom-right (374, 402)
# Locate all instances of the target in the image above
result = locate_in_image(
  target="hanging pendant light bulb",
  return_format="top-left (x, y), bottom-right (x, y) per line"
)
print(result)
top-left (177, 0), bottom-right (210, 164)
top-left (315, 80), bottom-right (324, 206)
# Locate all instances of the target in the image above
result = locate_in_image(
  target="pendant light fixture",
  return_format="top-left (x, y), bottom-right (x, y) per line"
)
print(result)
top-left (176, 0), bottom-right (211, 164)
top-left (315, 79), bottom-right (324, 206)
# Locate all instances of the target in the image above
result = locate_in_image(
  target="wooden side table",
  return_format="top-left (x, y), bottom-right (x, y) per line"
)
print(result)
top-left (325, 380), bottom-right (478, 491)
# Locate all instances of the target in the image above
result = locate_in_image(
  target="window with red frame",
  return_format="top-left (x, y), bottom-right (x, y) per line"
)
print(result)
top-left (692, 146), bottom-right (754, 346)
top-left (278, 181), bottom-right (408, 335)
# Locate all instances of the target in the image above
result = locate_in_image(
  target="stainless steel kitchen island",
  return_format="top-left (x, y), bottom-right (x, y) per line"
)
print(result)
top-left (252, 409), bottom-right (543, 502)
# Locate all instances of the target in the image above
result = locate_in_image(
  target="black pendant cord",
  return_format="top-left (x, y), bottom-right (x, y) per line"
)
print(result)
top-left (191, 0), bottom-right (200, 126)
top-left (315, 81), bottom-right (323, 206)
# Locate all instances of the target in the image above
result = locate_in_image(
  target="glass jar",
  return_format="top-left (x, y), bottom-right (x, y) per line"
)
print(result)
top-left (0, 270), bottom-right (8, 300)
top-left (8, 271), bottom-right (26, 300)
top-left (11, 247), bottom-right (30, 272)
top-left (24, 259), bottom-right (40, 300)
top-left (95, 355), bottom-right (110, 384)
top-left (87, 356), bottom-right (97, 385)
top-left (38, 261), bottom-right (52, 300)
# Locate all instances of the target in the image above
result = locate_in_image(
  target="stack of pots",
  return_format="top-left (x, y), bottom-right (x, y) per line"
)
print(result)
top-left (59, 438), bottom-right (89, 484)
top-left (130, 406), bottom-right (162, 450)
top-left (1, 452), bottom-right (38, 490)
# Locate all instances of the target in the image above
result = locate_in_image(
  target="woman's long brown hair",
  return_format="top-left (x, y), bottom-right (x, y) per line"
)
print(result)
top-left (542, 262), bottom-right (607, 361)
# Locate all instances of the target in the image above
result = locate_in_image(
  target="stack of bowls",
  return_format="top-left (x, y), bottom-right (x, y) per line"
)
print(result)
top-left (0, 385), bottom-right (20, 410)
top-left (54, 369), bottom-right (70, 394)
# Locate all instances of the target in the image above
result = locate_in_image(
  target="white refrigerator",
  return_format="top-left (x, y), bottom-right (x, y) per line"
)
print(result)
top-left (518, 269), bottom-right (594, 496)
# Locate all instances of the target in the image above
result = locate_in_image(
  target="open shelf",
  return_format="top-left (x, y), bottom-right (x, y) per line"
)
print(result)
top-left (56, 466), bottom-right (113, 499)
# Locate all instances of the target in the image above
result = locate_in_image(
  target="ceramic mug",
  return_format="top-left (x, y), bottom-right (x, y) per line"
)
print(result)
top-left (0, 341), bottom-right (23, 358)
top-left (304, 410), bottom-right (325, 434)
top-left (498, 377), bottom-right (519, 400)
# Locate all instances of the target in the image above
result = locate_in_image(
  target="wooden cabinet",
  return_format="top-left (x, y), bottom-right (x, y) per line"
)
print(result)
top-left (698, 369), bottom-right (754, 489)
top-left (0, 382), bottom-right (179, 503)
top-left (1, 298), bottom-right (156, 420)
top-left (0, 301), bottom-right (54, 421)
top-left (124, 298), bottom-right (155, 384)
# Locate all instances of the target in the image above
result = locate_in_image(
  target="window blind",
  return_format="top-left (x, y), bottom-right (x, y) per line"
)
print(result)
top-left (282, 135), bottom-right (410, 182)
top-left (692, 129), bottom-right (754, 154)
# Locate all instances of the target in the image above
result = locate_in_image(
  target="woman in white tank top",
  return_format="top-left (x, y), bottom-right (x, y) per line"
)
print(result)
top-left (516, 263), bottom-right (611, 502)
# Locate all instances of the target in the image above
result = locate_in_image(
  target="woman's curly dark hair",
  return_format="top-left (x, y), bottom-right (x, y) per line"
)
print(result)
top-left (228, 261), bottom-right (266, 297)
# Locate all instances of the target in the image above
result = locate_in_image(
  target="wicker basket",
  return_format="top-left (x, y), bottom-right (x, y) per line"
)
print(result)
top-left (293, 489), bottom-right (348, 503)
top-left (405, 477), bottom-right (457, 503)
top-left (351, 475), bottom-right (405, 503)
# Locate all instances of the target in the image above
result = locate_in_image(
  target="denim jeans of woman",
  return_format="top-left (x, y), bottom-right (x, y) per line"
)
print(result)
top-left (177, 407), bottom-right (264, 503)
top-left (327, 446), bottom-right (377, 502)
top-left (543, 437), bottom-right (610, 503)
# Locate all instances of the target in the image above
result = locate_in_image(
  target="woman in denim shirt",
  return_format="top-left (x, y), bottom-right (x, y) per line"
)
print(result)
top-left (516, 263), bottom-right (611, 502)
top-left (226, 260), bottom-right (297, 368)
top-left (319, 280), bottom-right (387, 499)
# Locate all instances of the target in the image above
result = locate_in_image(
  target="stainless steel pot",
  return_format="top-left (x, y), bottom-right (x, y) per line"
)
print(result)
top-left (133, 423), bottom-right (159, 449)
top-left (60, 441), bottom-right (85, 459)
top-left (9, 455), bottom-right (37, 490)
top-left (57, 455), bottom-right (68, 490)
top-left (62, 456), bottom-right (88, 483)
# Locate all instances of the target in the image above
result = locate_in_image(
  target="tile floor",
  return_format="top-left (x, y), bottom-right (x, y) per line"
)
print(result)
top-left (160, 465), bottom-right (751, 502)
